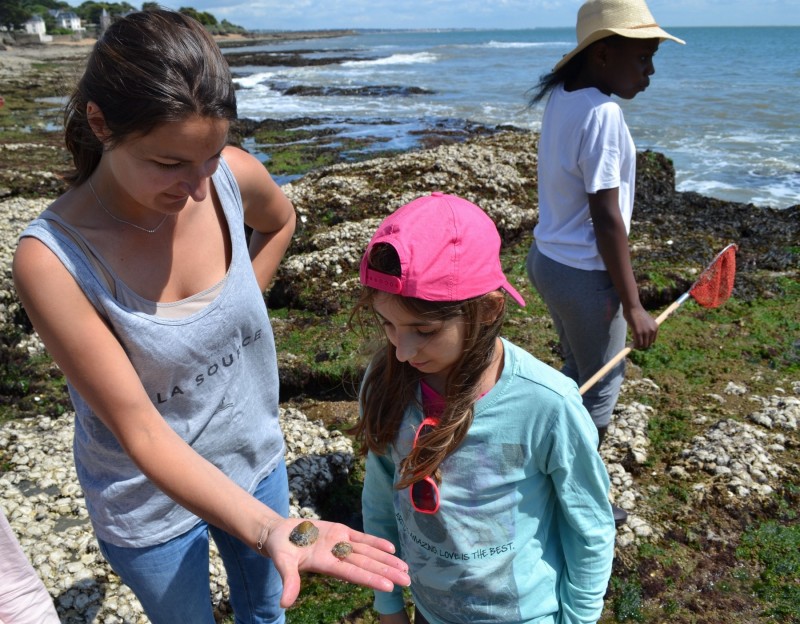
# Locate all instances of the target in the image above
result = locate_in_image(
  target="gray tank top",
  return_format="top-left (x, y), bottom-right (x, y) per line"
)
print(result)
top-left (19, 158), bottom-right (285, 547)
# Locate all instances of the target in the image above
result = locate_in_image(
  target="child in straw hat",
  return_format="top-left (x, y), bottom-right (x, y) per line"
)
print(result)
top-left (526, 0), bottom-right (684, 526)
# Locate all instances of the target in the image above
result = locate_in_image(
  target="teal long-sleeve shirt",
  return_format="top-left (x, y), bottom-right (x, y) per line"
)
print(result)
top-left (361, 338), bottom-right (616, 624)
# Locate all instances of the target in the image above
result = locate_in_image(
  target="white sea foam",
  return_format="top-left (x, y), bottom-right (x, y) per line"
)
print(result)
top-left (342, 52), bottom-right (437, 67)
top-left (233, 72), bottom-right (275, 88)
top-left (484, 40), bottom-right (570, 48)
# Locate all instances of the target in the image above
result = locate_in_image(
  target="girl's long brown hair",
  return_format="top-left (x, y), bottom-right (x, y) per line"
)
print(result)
top-left (349, 243), bottom-right (506, 490)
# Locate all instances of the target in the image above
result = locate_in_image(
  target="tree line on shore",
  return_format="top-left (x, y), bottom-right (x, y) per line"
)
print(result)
top-left (1, 1), bottom-right (245, 36)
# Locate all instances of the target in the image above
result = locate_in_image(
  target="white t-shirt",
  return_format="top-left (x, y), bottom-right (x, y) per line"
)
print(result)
top-left (533, 84), bottom-right (636, 271)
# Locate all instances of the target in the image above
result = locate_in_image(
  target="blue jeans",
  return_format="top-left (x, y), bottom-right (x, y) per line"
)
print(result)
top-left (527, 243), bottom-right (626, 428)
top-left (98, 463), bottom-right (289, 624)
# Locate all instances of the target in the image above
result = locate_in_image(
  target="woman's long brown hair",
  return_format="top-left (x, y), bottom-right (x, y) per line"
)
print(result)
top-left (63, 9), bottom-right (237, 185)
top-left (349, 243), bottom-right (506, 490)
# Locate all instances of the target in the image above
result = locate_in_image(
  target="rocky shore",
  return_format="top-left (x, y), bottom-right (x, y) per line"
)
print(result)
top-left (2, 128), bottom-right (798, 622)
top-left (1, 407), bottom-right (354, 623)
top-left (1, 38), bottom-right (799, 624)
top-left (3, 378), bottom-right (795, 622)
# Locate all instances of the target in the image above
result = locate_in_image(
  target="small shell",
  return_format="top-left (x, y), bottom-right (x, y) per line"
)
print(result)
top-left (289, 521), bottom-right (319, 547)
top-left (331, 541), bottom-right (353, 559)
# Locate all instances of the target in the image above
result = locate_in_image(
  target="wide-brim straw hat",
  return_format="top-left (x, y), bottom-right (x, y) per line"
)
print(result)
top-left (554, 0), bottom-right (685, 71)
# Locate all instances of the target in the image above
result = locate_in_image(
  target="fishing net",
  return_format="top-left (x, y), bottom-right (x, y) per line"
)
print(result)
top-left (689, 244), bottom-right (738, 308)
top-left (579, 243), bottom-right (739, 395)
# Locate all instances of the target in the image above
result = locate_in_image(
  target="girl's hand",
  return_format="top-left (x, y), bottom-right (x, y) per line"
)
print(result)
top-left (624, 304), bottom-right (658, 350)
top-left (261, 518), bottom-right (410, 608)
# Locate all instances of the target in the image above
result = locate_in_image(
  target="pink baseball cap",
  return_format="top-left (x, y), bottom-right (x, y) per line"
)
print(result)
top-left (359, 192), bottom-right (525, 307)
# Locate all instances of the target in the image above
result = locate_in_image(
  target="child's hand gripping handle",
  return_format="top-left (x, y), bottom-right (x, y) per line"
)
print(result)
top-left (578, 293), bottom-right (689, 395)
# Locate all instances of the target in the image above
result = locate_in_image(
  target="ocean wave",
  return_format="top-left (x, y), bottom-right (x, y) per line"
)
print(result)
top-left (342, 52), bottom-right (438, 67)
top-left (484, 40), bottom-right (570, 48)
top-left (677, 164), bottom-right (799, 208)
top-left (233, 72), bottom-right (275, 88)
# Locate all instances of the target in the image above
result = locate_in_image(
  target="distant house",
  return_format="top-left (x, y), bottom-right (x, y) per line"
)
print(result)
top-left (22, 14), bottom-right (53, 42)
top-left (49, 10), bottom-right (84, 32)
top-left (24, 15), bottom-right (46, 35)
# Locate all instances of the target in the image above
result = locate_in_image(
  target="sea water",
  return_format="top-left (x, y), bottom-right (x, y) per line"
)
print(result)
top-left (230, 26), bottom-right (800, 209)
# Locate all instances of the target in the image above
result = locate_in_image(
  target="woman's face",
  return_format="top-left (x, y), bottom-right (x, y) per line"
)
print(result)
top-left (104, 114), bottom-right (229, 215)
top-left (595, 37), bottom-right (660, 100)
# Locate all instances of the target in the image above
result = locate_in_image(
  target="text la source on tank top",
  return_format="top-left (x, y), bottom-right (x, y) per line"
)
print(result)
top-left (155, 326), bottom-right (265, 405)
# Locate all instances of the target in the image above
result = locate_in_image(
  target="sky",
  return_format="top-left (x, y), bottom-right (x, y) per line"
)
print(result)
top-left (153, 0), bottom-right (800, 31)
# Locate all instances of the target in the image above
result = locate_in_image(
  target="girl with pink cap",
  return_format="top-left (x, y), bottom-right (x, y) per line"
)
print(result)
top-left (352, 192), bottom-right (615, 624)
top-left (527, 0), bottom-right (684, 526)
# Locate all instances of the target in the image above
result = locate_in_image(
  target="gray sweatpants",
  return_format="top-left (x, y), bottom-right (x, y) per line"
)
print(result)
top-left (526, 242), bottom-right (627, 428)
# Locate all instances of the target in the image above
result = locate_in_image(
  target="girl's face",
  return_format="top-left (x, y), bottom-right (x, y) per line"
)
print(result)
top-left (103, 114), bottom-right (229, 216)
top-left (373, 293), bottom-right (466, 390)
top-left (596, 37), bottom-right (659, 100)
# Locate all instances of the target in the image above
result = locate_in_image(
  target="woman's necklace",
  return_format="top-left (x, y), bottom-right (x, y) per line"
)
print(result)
top-left (87, 178), bottom-right (170, 234)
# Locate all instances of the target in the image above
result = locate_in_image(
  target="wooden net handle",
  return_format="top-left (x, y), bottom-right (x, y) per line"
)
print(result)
top-left (578, 294), bottom-right (689, 396)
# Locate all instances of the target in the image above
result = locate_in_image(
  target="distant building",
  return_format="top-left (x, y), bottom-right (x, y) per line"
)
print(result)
top-left (49, 10), bottom-right (84, 32)
top-left (99, 8), bottom-right (111, 35)
top-left (24, 15), bottom-right (46, 35)
top-left (22, 14), bottom-right (53, 42)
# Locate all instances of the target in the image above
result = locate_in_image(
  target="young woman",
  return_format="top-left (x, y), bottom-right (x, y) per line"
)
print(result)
top-left (12, 10), bottom-right (408, 623)
top-left (527, 0), bottom-right (684, 525)
top-left (351, 193), bottom-right (616, 624)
